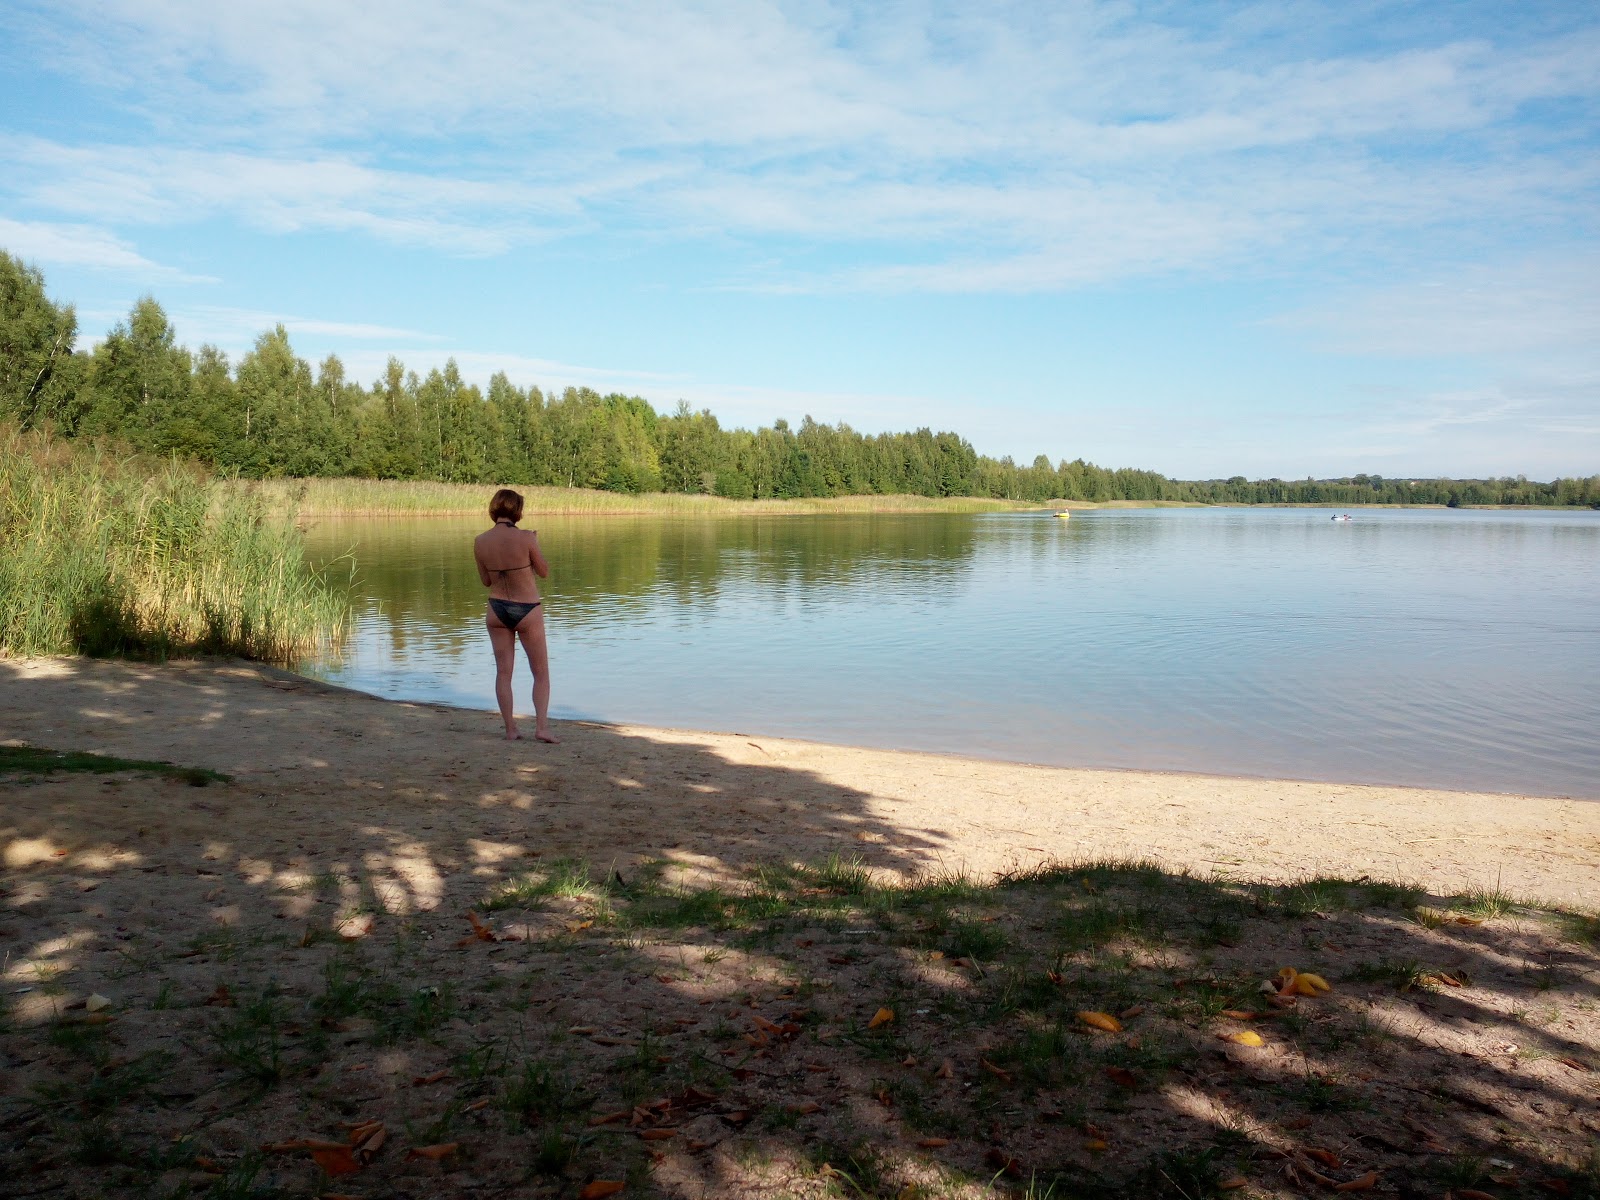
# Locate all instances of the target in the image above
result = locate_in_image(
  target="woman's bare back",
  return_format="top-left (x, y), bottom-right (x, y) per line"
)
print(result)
top-left (474, 524), bottom-right (546, 601)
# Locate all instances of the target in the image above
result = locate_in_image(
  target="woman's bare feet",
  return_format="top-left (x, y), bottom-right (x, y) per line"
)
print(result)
top-left (534, 726), bottom-right (560, 744)
top-left (504, 725), bottom-right (523, 741)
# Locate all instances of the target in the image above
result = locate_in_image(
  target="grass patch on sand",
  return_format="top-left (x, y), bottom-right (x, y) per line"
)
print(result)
top-left (5, 853), bottom-right (1599, 1198)
top-left (0, 743), bottom-right (229, 785)
top-left (249, 475), bottom-right (1042, 517)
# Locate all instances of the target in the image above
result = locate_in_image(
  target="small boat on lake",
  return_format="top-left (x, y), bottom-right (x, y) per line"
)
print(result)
top-left (1053, 511), bottom-right (1071, 519)
top-left (1331, 513), bottom-right (1353, 521)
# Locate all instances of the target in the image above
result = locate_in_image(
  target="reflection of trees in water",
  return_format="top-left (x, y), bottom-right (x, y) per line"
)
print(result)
top-left (306, 515), bottom-right (987, 641)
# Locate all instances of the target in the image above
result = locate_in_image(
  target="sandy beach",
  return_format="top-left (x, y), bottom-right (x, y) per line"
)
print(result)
top-left (3, 655), bottom-right (1596, 907)
top-left (5, 656), bottom-right (1600, 1198)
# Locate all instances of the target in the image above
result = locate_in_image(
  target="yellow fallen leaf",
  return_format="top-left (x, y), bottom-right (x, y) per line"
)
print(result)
top-left (85, 994), bottom-right (112, 1013)
top-left (1225, 1030), bottom-right (1265, 1047)
top-left (1076, 1011), bottom-right (1122, 1033)
top-left (1454, 915), bottom-right (1485, 926)
top-left (868, 1006), bottom-right (895, 1029)
top-left (1294, 972), bottom-right (1332, 996)
top-left (1220, 1009), bottom-right (1259, 1021)
top-left (567, 920), bottom-right (593, 933)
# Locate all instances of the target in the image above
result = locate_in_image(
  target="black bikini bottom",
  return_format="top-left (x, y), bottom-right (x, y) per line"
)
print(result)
top-left (488, 598), bottom-right (541, 630)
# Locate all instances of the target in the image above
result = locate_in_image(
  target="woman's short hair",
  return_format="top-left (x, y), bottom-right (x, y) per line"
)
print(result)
top-left (489, 489), bottom-right (524, 524)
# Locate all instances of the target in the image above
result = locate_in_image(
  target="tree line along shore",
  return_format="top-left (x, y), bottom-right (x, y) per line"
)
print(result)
top-left (5, 251), bottom-right (1598, 510)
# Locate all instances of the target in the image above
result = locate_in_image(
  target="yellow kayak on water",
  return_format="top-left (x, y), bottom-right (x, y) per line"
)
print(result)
top-left (1053, 511), bottom-right (1071, 519)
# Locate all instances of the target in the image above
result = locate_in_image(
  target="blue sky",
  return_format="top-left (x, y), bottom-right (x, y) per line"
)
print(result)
top-left (2, 0), bottom-right (1597, 479)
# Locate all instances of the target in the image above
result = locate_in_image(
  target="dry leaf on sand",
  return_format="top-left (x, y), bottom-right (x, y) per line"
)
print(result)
top-left (404, 1142), bottom-right (459, 1161)
top-left (1076, 1011), bottom-right (1122, 1033)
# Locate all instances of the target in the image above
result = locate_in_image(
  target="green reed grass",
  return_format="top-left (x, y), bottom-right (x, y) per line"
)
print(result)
top-left (0, 425), bottom-right (346, 663)
top-left (244, 476), bottom-right (1039, 517)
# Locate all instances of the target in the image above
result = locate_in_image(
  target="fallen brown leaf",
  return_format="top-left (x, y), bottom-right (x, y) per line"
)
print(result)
top-left (980, 1058), bottom-right (1012, 1082)
top-left (1334, 1171), bottom-right (1379, 1192)
top-left (787, 1101), bottom-right (822, 1115)
top-left (868, 1006), bottom-right (895, 1029)
top-left (916, 1137), bottom-right (951, 1148)
top-left (934, 1058), bottom-right (955, 1079)
top-left (984, 1148), bottom-right (1023, 1177)
top-left (412, 1070), bottom-right (450, 1086)
top-left (639, 1128), bottom-right (678, 1140)
top-left (1218, 1178), bottom-right (1247, 1192)
top-left (579, 1183), bottom-right (626, 1199)
top-left (310, 1146), bottom-right (360, 1176)
top-left (1305, 1148), bottom-right (1341, 1169)
top-left (1104, 1067), bottom-right (1138, 1088)
top-left (404, 1142), bottom-right (459, 1161)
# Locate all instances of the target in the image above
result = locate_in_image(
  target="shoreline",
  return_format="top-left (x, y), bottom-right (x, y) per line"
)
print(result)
top-left (4, 655), bottom-right (1596, 908)
top-left (241, 477), bottom-right (1600, 518)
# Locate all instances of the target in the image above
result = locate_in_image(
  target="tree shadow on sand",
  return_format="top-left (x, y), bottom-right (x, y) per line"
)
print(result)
top-left (1, 657), bottom-right (1598, 1199)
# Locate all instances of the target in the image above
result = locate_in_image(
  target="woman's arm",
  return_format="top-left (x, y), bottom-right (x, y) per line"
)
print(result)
top-left (473, 541), bottom-right (493, 587)
top-left (529, 532), bottom-right (550, 579)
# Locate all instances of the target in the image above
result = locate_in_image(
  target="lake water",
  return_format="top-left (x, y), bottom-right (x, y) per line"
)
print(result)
top-left (301, 507), bottom-right (1600, 797)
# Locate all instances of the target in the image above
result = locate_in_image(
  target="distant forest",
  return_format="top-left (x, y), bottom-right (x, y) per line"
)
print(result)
top-left (4, 253), bottom-right (1597, 507)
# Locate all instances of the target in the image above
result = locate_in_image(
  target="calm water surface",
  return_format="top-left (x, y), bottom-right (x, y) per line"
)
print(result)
top-left (302, 508), bottom-right (1600, 797)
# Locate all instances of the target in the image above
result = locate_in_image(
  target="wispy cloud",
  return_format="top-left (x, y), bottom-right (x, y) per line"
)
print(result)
top-left (0, 216), bottom-right (214, 281)
top-left (4, 2), bottom-right (1596, 288)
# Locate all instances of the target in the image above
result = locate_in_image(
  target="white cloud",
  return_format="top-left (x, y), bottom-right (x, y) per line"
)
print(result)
top-left (3, 2), bottom-right (1596, 288)
top-left (0, 216), bottom-right (213, 281)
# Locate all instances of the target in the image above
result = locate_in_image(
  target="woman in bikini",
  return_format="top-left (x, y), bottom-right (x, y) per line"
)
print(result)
top-left (474, 489), bottom-right (559, 743)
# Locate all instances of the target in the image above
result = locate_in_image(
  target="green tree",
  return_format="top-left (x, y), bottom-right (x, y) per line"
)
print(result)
top-left (0, 251), bottom-right (77, 429)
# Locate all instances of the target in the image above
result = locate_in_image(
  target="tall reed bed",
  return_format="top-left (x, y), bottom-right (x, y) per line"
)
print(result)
top-left (0, 426), bottom-right (346, 662)
top-left (247, 476), bottom-right (1036, 517)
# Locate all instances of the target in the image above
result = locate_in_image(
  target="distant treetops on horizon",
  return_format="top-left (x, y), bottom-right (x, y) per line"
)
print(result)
top-left (2, 251), bottom-right (1596, 508)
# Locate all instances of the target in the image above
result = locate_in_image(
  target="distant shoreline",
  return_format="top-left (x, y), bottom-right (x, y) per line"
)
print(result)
top-left (247, 477), bottom-right (1598, 518)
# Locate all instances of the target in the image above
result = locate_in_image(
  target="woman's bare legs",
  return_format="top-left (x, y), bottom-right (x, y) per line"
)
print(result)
top-left (486, 616), bottom-right (523, 739)
top-left (516, 609), bottom-right (559, 743)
